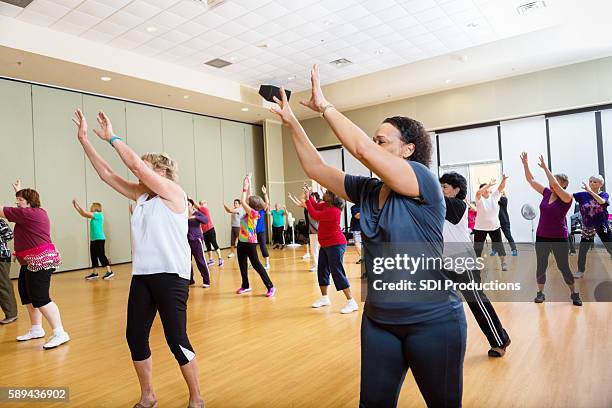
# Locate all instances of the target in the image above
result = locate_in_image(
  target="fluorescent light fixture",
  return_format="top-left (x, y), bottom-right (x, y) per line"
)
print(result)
top-left (100, 76), bottom-right (111, 81)
top-left (241, 107), bottom-right (249, 112)
top-left (146, 26), bottom-right (157, 33)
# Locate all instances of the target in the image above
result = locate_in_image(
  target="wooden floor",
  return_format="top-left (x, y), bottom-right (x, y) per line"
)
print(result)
top-left (0, 246), bottom-right (611, 408)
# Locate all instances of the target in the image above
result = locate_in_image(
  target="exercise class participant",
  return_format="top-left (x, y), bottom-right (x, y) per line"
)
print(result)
top-left (271, 65), bottom-right (466, 408)
top-left (473, 177), bottom-right (509, 271)
top-left (520, 152), bottom-right (582, 306)
top-left (223, 199), bottom-right (243, 259)
top-left (72, 200), bottom-right (114, 280)
top-left (73, 109), bottom-right (203, 408)
top-left (198, 200), bottom-right (223, 267)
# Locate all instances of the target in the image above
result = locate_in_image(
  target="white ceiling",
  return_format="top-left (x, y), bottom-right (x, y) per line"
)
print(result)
top-left (0, 0), bottom-right (567, 91)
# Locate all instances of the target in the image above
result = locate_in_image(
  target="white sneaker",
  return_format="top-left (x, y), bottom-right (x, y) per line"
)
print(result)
top-left (43, 332), bottom-right (70, 349)
top-left (16, 329), bottom-right (45, 342)
top-left (265, 264), bottom-right (270, 270)
top-left (311, 296), bottom-right (331, 308)
top-left (202, 284), bottom-right (210, 288)
top-left (228, 253), bottom-right (235, 258)
top-left (501, 262), bottom-right (508, 271)
top-left (309, 266), bottom-right (317, 272)
top-left (340, 299), bottom-right (359, 314)
top-left (302, 253), bottom-right (310, 259)
top-left (573, 271), bottom-right (584, 279)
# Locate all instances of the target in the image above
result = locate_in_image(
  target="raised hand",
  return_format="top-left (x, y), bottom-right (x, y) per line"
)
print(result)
top-left (582, 182), bottom-right (591, 192)
top-left (11, 179), bottom-right (21, 192)
top-left (72, 109), bottom-right (88, 142)
top-left (92, 111), bottom-right (114, 142)
top-left (520, 152), bottom-right (528, 165)
top-left (243, 174), bottom-right (250, 190)
top-left (299, 64), bottom-right (330, 113)
top-left (537, 155), bottom-right (547, 170)
top-left (270, 87), bottom-right (296, 126)
top-left (502, 174), bottom-right (509, 181)
top-left (261, 185), bottom-right (267, 195)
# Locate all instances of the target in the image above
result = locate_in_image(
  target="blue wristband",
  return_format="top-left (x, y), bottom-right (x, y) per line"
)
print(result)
top-left (109, 135), bottom-right (122, 146)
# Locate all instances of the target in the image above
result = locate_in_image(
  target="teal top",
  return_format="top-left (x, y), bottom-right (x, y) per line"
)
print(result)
top-left (271, 209), bottom-right (285, 227)
top-left (90, 212), bottom-right (106, 241)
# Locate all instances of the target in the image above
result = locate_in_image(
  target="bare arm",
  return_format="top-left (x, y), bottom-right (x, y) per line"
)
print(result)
top-left (0, 207), bottom-right (5, 219)
top-left (240, 175), bottom-right (253, 213)
top-left (74, 109), bottom-right (143, 201)
top-left (224, 204), bottom-right (238, 214)
top-left (72, 199), bottom-right (94, 219)
top-left (520, 152), bottom-right (545, 195)
top-left (582, 183), bottom-right (607, 205)
top-left (537, 155), bottom-right (572, 203)
top-left (262, 185), bottom-right (270, 211)
top-left (497, 174), bottom-right (508, 194)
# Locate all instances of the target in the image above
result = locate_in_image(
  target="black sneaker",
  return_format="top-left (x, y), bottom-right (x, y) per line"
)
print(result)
top-left (534, 291), bottom-right (545, 303)
top-left (488, 337), bottom-right (511, 358)
top-left (103, 271), bottom-right (114, 280)
top-left (85, 273), bottom-right (99, 280)
top-left (571, 292), bottom-right (583, 306)
top-left (356, 259), bottom-right (363, 264)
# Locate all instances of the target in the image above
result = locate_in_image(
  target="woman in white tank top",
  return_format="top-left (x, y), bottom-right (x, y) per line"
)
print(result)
top-left (73, 109), bottom-right (203, 408)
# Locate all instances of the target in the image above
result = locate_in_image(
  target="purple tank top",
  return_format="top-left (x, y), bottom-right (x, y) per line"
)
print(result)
top-left (536, 188), bottom-right (572, 238)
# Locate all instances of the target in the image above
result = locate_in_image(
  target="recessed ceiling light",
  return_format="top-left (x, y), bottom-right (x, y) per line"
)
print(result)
top-left (241, 107), bottom-right (249, 112)
top-left (288, 75), bottom-right (296, 81)
top-left (229, 56), bottom-right (236, 61)
top-left (323, 19), bottom-right (333, 26)
top-left (445, 79), bottom-right (452, 84)
top-left (375, 49), bottom-right (384, 55)
top-left (146, 26), bottom-right (157, 33)
top-left (100, 76), bottom-right (111, 81)
top-left (183, 95), bottom-right (190, 99)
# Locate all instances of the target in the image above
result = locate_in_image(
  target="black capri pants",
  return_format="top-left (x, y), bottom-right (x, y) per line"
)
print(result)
top-left (535, 236), bottom-right (574, 286)
top-left (473, 228), bottom-right (506, 257)
top-left (126, 273), bottom-right (195, 366)
top-left (90, 239), bottom-right (110, 268)
top-left (203, 228), bottom-right (220, 252)
top-left (17, 265), bottom-right (54, 308)
top-left (256, 231), bottom-right (269, 258)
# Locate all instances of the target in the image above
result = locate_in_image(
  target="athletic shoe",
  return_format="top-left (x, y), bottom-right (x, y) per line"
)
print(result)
top-left (16, 329), bottom-right (45, 341)
top-left (218, 259), bottom-right (224, 267)
top-left (264, 264), bottom-right (270, 270)
top-left (511, 249), bottom-right (518, 256)
top-left (311, 296), bottom-right (331, 308)
top-left (571, 292), bottom-right (583, 306)
top-left (43, 332), bottom-right (70, 349)
top-left (356, 259), bottom-right (363, 264)
top-left (103, 271), bottom-right (114, 280)
top-left (266, 287), bottom-right (276, 297)
top-left (236, 287), bottom-right (252, 295)
top-left (569, 250), bottom-right (576, 256)
top-left (488, 338), bottom-right (511, 358)
top-left (340, 298), bottom-right (359, 314)
top-left (534, 291), bottom-right (545, 303)
top-left (207, 259), bottom-right (215, 266)
top-left (490, 250), bottom-right (497, 256)
top-left (573, 271), bottom-right (585, 279)
top-left (0, 316), bottom-right (17, 325)
top-left (302, 253), bottom-right (310, 259)
top-left (202, 284), bottom-right (210, 288)
top-left (501, 261), bottom-right (508, 271)
top-left (85, 273), bottom-right (99, 280)
top-left (228, 253), bottom-right (235, 258)
top-left (309, 266), bottom-right (317, 272)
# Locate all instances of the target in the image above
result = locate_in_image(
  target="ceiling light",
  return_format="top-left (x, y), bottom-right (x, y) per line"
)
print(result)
top-left (288, 75), bottom-right (296, 81)
top-left (204, 58), bottom-right (232, 68)
top-left (445, 79), bottom-right (452, 84)
top-left (256, 43), bottom-right (268, 48)
top-left (146, 26), bottom-right (157, 33)
top-left (466, 22), bottom-right (478, 28)
top-left (241, 107), bottom-right (249, 112)
top-left (323, 20), bottom-right (333, 26)
top-left (229, 56), bottom-right (237, 61)
top-left (100, 76), bottom-right (111, 81)
top-left (375, 49), bottom-right (384, 55)
top-left (183, 95), bottom-right (190, 99)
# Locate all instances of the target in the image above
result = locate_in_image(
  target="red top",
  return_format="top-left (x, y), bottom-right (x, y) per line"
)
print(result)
top-left (198, 206), bottom-right (214, 233)
top-left (3, 207), bottom-right (52, 251)
top-left (305, 197), bottom-right (346, 248)
top-left (467, 209), bottom-right (476, 230)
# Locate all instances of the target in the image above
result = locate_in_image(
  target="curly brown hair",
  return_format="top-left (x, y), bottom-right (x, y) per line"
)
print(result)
top-left (382, 116), bottom-right (432, 167)
top-left (16, 188), bottom-right (41, 208)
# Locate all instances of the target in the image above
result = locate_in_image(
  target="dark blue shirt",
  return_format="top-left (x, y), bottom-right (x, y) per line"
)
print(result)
top-left (350, 204), bottom-right (361, 232)
top-left (344, 161), bottom-right (461, 325)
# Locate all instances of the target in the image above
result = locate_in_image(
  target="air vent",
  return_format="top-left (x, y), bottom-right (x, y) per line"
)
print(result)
top-left (0, 0), bottom-right (35, 7)
top-left (329, 58), bottom-right (353, 67)
top-left (517, 1), bottom-right (547, 15)
top-left (205, 58), bottom-right (232, 68)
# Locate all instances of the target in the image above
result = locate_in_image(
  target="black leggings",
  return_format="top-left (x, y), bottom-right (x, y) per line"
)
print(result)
top-left (126, 273), bottom-right (194, 366)
top-left (272, 226), bottom-right (285, 246)
top-left (256, 231), bottom-right (269, 258)
top-left (500, 223), bottom-right (517, 251)
top-left (360, 309), bottom-right (467, 408)
top-left (237, 241), bottom-right (273, 290)
top-left (535, 236), bottom-right (574, 286)
top-left (202, 228), bottom-right (220, 252)
top-left (17, 265), bottom-right (54, 308)
top-left (473, 228), bottom-right (506, 257)
top-left (90, 239), bottom-right (109, 268)
top-left (577, 227), bottom-right (612, 272)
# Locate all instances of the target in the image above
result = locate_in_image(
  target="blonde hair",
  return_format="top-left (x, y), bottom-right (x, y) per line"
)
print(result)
top-left (90, 202), bottom-right (102, 212)
top-left (141, 153), bottom-right (178, 181)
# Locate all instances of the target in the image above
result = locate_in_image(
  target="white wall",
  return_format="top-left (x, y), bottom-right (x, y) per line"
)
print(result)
top-left (438, 126), bottom-right (499, 166)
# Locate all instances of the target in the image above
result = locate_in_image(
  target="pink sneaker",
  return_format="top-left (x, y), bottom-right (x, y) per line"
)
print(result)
top-left (218, 259), bottom-right (224, 267)
top-left (236, 287), bottom-right (252, 295)
top-left (266, 287), bottom-right (276, 297)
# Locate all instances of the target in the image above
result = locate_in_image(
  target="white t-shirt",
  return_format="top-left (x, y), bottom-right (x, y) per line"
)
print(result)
top-left (474, 190), bottom-right (501, 231)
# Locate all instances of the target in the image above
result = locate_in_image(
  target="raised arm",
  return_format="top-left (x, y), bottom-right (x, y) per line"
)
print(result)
top-left (224, 204), bottom-right (238, 214)
top-left (582, 182), bottom-right (607, 205)
top-left (464, 197), bottom-right (477, 212)
top-left (240, 175), bottom-right (253, 214)
top-left (520, 152), bottom-right (545, 195)
top-left (498, 174), bottom-right (508, 194)
top-left (73, 109), bottom-right (143, 201)
top-left (270, 88), bottom-right (348, 201)
top-left (262, 185), bottom-right (270, 211)
top-left (475, 179), bottom-right (495, 201)
top-left (89, 111), bottom-right (184, 210)
top-left (72, 199), bottom-right (94, 219)
top-left (299, 65), bottom-right (420, 198)
top-left (537, 155), bottom-right (572, 203)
